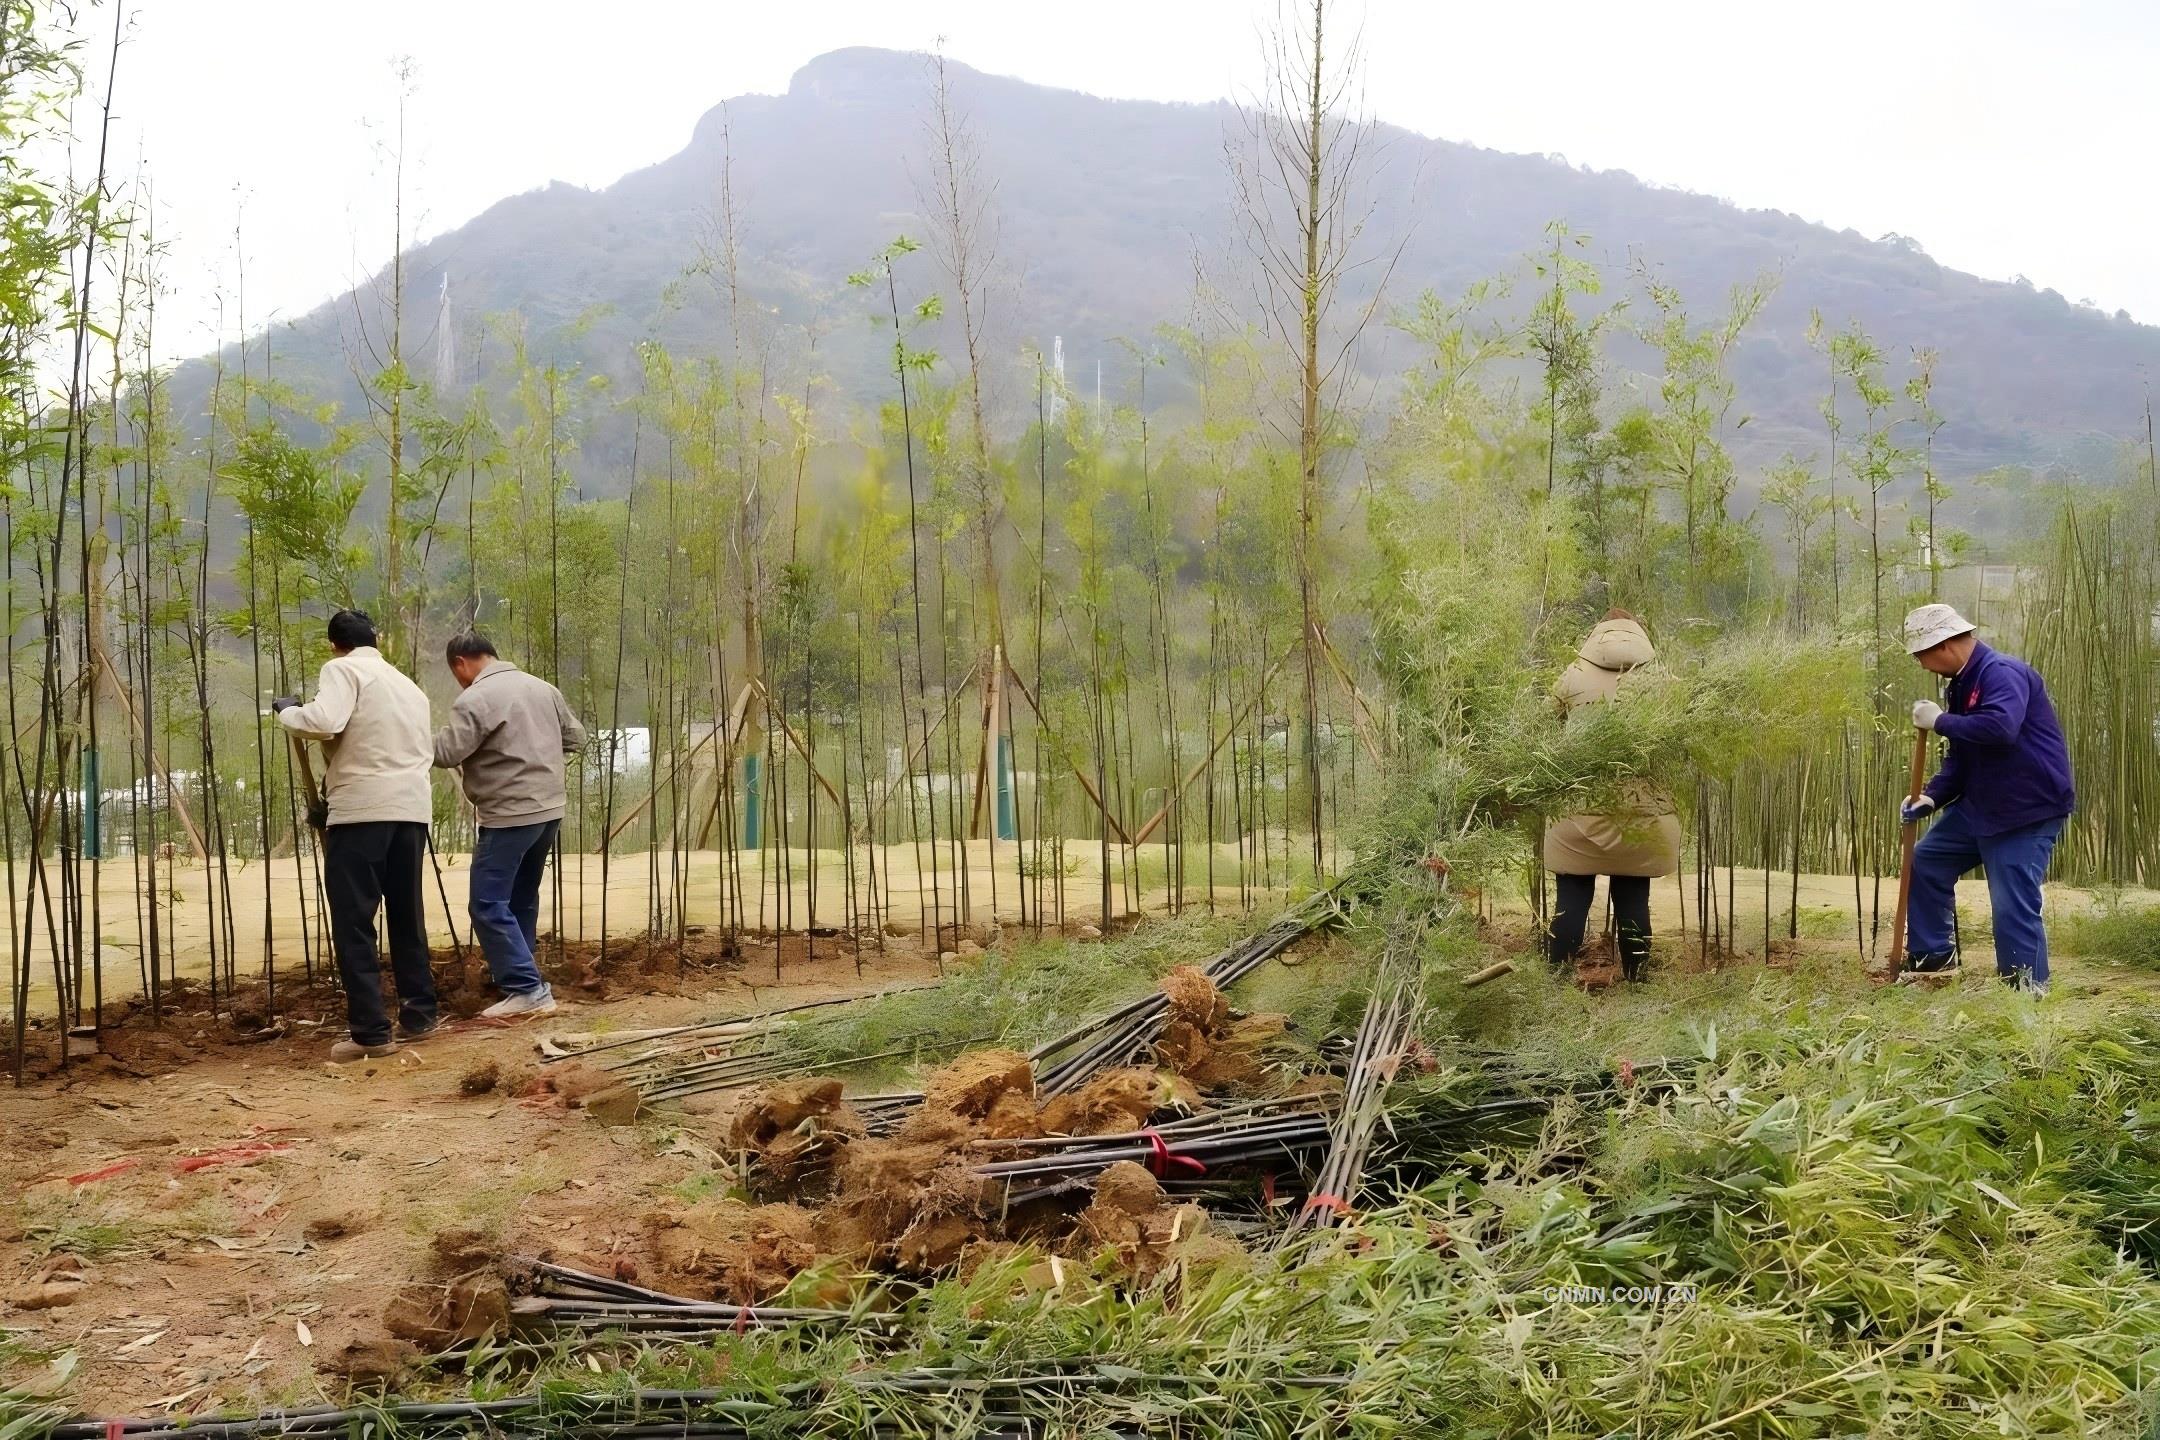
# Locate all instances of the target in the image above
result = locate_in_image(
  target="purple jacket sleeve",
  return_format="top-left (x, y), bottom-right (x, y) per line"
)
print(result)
top-left (1935, 663), bottom-right (2030, 747)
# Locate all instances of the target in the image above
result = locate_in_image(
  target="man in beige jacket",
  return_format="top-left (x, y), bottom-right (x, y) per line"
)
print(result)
top-left (274, 610), bottom-right (439, 1060)
top-left (432, 632), bottom-right (588, 1019)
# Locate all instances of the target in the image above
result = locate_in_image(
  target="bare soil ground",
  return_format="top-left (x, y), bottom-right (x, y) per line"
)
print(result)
top-left (0, 943), bottom-right (940, 1416)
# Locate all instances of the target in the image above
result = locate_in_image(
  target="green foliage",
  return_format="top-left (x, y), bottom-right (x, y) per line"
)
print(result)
top-left (2055, 895), bottom-right (2160, 970)
top-left (784, 911), bottom-right (1245, 1072)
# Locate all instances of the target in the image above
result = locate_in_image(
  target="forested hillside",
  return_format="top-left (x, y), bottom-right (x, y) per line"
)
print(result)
top-left (192, 46), bottom-right (2160, 488)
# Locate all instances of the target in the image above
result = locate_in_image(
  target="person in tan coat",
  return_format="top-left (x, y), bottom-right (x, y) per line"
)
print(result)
top-left (273, 610), bottom-right (438, 1060)
top-left (1543, 611), bottom-right (1682, 982)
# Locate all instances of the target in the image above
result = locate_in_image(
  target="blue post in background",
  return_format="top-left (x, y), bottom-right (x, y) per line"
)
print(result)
top-left (741, 752), bottom-right (764, 851)
top-left (995, 733), bottom-right (1017, 841)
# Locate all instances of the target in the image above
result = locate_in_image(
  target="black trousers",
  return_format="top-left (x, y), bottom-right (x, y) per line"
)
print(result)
top-left (322, 821), bottom-right (437, 1044)
top-left (1549, 873), bottom-right (1652, 980)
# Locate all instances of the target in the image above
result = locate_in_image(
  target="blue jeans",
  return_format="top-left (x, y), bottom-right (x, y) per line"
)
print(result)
top-left (1907, 806), bottom-right (2064, 986)
top-left (469, 820), bottom-right (559, 998)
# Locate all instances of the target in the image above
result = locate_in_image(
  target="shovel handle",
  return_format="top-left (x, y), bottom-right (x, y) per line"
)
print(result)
top-left (1887, 726), bottom-right (1930, 970)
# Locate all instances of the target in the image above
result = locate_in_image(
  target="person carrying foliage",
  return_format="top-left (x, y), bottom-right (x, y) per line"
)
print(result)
top-left (1899, 603), bottom-right (2076, 996)
top-left (273, 609), bottom-right (440, 1061)
top-left (1542, 610), bottom-right (1683, 983)
top-left (432, 631), bottom-right (589, 1019)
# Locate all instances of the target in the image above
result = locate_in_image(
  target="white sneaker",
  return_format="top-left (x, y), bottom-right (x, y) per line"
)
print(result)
top-left (481, 988), bottom-right (557, 1020)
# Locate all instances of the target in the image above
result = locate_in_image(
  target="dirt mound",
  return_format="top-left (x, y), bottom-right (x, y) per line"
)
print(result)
top-left (1150, 965), bottom-right (1287, 1092)
top-left (729, 1078), bottom-right (863, 1189)
top-left (1160, 966), bottom-right (1229, 1033)
top-left (1038, 1068), bottom-right (1165, 1136)
top-left (303, 1211), bottom-right (371, 1243)
top-left (732, 1077), bottom-right (848, 1142)
top-left (1071, 1160), bottom-right (1227, 1282)
top-left (459, 1058), bottom-right (503, 1095)
top-left (320, 1336), bottom-right (420, 1387)
top-left (648, 1199), bottom-right (820, 1303)
top-left (923, 1049), bottom-right (1035, 1120)
top-left (382, 1271), bottom-right (510, 1348)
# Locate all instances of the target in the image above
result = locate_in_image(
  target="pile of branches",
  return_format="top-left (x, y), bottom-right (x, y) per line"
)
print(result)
top-left (564, 888), bottom-right (1353, 1120)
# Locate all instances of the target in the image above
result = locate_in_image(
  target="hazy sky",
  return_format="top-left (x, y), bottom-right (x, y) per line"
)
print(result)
top-left (72, 0), bottom-right (2160, 360)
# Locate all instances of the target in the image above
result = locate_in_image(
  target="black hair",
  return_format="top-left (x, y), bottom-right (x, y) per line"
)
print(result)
top-left (326, 609), bottom-right (377, 651)
top-left (444, 631), bottom-right (499, 664)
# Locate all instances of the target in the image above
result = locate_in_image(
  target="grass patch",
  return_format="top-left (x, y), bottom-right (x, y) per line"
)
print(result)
top-left (2056, 891), bottom-right (2160, 968)
top-left (785, 909), bottom-right (1252, 1075)
top-left (17, 1195), bottom-right (148, 1261)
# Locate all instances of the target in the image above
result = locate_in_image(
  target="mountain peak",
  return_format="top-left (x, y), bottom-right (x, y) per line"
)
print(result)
top-left (787, 47), bottom-right (938, 100)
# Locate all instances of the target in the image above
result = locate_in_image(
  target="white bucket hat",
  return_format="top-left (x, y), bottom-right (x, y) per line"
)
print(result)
top-left (1903, 603), bottom-right (1975, 654)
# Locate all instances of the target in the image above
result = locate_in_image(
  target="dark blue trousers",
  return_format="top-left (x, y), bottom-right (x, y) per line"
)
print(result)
top-left (1906, 805), bottom-right (2065, 986)
top-left (468, 820), bottom-right (559, 997)
top-left (323, 821), bottom-right (437, 1044)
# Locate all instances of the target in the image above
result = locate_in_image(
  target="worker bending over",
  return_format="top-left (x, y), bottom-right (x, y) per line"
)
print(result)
top-left (433, 631), bottom-right (589, 1019)
top-left (1900, 603), bottom-right (2076, 995)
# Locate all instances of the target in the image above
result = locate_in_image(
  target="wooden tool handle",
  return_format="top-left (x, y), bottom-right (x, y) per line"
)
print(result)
top-left (1887, 726), bottom-right (1930, 971)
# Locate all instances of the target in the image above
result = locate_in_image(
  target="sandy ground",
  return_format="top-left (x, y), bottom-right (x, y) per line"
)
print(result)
top-left (8, 840), bottom-right (1222, 1016)
top-left (13, 846), bottom-right (2141, 1017)
top-left (0, 943), bottom-right (941, 1417)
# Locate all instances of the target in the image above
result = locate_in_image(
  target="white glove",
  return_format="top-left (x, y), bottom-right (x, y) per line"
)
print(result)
top-left (1912, 700), bottom-right (1943, 731)
top-left (1900, 794), bottom-right (1937, 825)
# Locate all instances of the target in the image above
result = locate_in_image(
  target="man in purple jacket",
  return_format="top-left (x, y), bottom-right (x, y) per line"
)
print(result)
top-left (1899, 604), bottom-right (2076, 994)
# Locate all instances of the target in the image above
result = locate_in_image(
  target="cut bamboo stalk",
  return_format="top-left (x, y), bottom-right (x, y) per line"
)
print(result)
top-left (1888, 723), bottom-right (1929, 974)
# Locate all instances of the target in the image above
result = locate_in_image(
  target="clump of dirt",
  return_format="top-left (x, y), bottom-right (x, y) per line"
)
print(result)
top-left (382, 1236), bottom-right (512, 1350)
top-left (1570, 936), bottom-right (1621, 990)
top-left (321, 1336), bottom-right (421, 1388)
top-left (303, 1211), bottom-right (372, 1243)
top-left (459, 1058), bottom-right (503, 1096)
top-left (673, 1024), bottom-right (1276, 1302)
top-left (1071, 1160), bottom-right (1228, 1283)
top-left (923, 1048), bottom-right (1035, 1121)
top-left (11, 1254), bottom-right (88, 1310)
top-left (1038, 1067), bottom-right (1168, 1136)
top-left (1153, 968), bottom-right (1286, 1092)
top-left (1160, 966), bottom-right (1229, 1032)
top-left (583, 1083), bottom-right (648, 1127)
top-left (647, 1199), bottom-right (820, 1303)
top-left (729, 1077), bottom-right (863, 1190)
top-left (532, 1059), bottom-right (645, 1121)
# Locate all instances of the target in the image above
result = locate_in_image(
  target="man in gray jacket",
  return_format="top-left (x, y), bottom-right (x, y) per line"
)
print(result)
top-left (433, 632), bottom-right (588, 1018)
top-left (274, 610), bottom-right (439, 1061)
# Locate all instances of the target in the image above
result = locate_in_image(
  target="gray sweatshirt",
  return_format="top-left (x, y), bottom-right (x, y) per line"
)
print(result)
top-left (278, 647), bottom-right (435, 826)
top-left (432, 660), bottom-right (589, 827)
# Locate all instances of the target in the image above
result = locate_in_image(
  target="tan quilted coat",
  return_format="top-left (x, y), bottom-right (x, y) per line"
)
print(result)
top-left (1541, 618), bottom-right (1683, 878)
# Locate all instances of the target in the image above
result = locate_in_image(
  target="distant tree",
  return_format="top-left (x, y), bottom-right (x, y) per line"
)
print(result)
top-left (1230, 0), bottom-right (1399, 870)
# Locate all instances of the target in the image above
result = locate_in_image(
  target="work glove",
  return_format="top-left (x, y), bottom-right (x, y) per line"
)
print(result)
top-left (1911, 699), bottom-right (1943, 731)
top-left (305, 798), bottom-right (329, 831)
top-left (270, 695), bottom-right (299, 714)
top-left (1900, 794), bottom-right (1937, 825)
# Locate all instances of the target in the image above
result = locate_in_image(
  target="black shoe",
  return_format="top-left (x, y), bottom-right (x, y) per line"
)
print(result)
top-left (400, 1019), bottom-right (444, 1042)
top-left (1904, 951), bottom-right (1960, 974)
